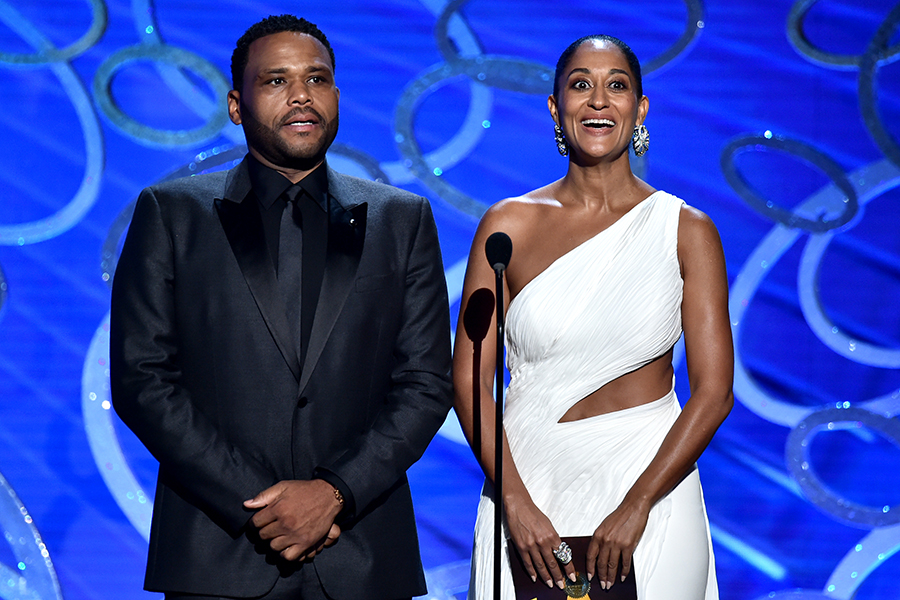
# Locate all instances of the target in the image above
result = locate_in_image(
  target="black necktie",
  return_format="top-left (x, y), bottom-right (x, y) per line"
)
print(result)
top-left (278, 185), bottom-right (303, 362)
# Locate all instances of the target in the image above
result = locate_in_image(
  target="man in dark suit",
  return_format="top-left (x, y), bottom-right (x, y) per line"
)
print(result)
top-left (110, 14), bottom-right (452, 600)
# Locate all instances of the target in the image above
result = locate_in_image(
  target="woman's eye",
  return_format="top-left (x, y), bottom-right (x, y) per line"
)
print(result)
top-left (573, 80), bottom-right (590, 90)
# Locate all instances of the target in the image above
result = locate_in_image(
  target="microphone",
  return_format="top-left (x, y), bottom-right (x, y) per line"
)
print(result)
top-left (485, 232), bottom-right (512, 272)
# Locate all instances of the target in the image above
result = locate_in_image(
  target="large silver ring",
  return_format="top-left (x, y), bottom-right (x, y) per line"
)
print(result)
top-left (553, 541), bottom-right (573, 565)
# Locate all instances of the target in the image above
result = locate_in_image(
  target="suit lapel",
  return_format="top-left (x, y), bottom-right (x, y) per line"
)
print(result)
top-left (215, 160), bottom-right (301, 382)
top-left (299, 169), bottom-right (367, 392)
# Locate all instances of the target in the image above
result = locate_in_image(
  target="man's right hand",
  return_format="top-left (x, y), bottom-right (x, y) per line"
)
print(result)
top-left (244, 479), bottom-right (343, 561)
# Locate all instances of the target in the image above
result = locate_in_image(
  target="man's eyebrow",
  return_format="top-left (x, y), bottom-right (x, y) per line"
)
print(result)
top-left (257, 67), bottom-right (288, 77)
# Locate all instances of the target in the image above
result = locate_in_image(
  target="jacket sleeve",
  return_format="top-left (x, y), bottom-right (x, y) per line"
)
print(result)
top-left (316, 197), bottom-right (453, 517)
top-left (109, 188), bottom-right (276, 536)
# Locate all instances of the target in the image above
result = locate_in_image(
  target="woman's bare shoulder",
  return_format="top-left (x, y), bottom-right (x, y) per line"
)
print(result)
top-left (677, 203), bottom-right (726, 274)
top-left (678, 204), bottom-right (722, 244)
top-left (479, 182), bottom-right (562, 234)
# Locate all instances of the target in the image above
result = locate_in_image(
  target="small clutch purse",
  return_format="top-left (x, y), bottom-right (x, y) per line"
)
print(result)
top-left (509, 536), bottom-right (637, 600)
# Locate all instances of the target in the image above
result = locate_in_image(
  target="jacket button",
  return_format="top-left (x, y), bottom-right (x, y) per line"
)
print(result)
top-left (297, 396), bottom-right (308, 407)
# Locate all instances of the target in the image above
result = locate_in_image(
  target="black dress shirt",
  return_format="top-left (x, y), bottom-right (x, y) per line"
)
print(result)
top-left (246, 156), bottom-right (353, 517)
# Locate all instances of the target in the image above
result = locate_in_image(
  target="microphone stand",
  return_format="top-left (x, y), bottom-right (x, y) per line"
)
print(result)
top-left (492, 262), bottom-right (505, 600)
top-left (485, 231), bottom-right (511, 599)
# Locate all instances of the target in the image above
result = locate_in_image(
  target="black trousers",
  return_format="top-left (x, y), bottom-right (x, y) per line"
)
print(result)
top-left (164, 563), bottom-right (330, 600)
top-left (163, 563), bottom-right (414, 600)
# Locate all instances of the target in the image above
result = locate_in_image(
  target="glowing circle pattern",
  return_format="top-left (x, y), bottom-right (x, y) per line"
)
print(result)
top-left (787, 0), bottom-right (900, 71)
top-left (0, 0), bottom-right (107, 65)
top-left (785, 406), bottom-right (900, 528)
top-left (728, 5), bottom-right (900, 597)
top-left (859, 3), bottom-right (900, 170)
top-left (721, 135), bottom-right (858, 233)
top-left (82, 313), bottom-right (152, 541)
top-left (93, 43), bottom-right (231, 148)
top-left (0, 471), bottom-right (62, 600)
top-left (0, 0), bottom-right (104, 246)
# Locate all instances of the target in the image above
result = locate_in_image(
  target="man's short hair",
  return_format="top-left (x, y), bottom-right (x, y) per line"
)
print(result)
top-left (230, 14), bottom-right (335, 92)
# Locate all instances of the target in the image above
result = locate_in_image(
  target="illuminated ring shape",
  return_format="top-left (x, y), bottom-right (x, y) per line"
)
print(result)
top-left (0, 2), bottom-right (104, 246)
top-left (641, 0), bottom-right (705, 75)
top-left (787, 0), bottom-right (900, 71)
top-left (380, 0), bottom-right (493, 185)
top-left (93, 43), bottom-right (230, 148)
top-left (395, 64), bottom-right (492, 219)
top-left (721, 135), bottom-right (858, 232)
top-left (127, 0), bottom-right (244, 147)
top-left (82, 312), bottom-right (152, 540)
top-left (435, 0), bottom-right (553, 94)
top-left (797, 177), bottom-right (900, 368)
top-left (0, 471), bottom-right (63, 600)
top-left (859, 3), bottom-right (900, 169)
top-left (435, 0), bottom-right (704, 80)
top-left (785, 406), bottom-right (900, 528)
top-left (0, 0), bottom-right (106, 65)
top-left (824, 523), bottom-right (900, 600)
top-left (728, 159), bottom-right (900, 427)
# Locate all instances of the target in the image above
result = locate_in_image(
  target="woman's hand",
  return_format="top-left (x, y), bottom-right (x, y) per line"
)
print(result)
top-left (505, 494), bottom-right (577, 589)
top-left (586, 498), bottom-right (650, 590)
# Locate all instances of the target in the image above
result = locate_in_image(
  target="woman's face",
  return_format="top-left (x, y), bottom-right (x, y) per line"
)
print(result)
top-left (549, 40), bottom-right (648, 162)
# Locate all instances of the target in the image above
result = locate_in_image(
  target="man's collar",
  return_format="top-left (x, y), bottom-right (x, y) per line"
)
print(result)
top-left (246, 154), bottom-right (329, 212)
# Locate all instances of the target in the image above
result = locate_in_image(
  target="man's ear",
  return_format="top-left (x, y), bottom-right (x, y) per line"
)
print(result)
top-left (227, 90), bottom-right (242, 125)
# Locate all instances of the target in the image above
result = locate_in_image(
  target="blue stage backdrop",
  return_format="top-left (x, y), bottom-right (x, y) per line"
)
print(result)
top-left (1, 0), bottom-right (899, 598)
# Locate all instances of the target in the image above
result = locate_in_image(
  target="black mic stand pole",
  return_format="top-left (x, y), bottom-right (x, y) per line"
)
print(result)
top-left (492, 261), bottom-right (505, 600)
top-left (485, 231), bottom-right (511, 599)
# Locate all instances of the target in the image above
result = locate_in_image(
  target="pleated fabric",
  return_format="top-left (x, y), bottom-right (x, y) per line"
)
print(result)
top-left (468, 191), bottom-right (718, 599)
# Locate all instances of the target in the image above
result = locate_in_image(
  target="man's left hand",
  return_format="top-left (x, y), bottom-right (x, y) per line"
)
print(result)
top-left (244, 479), bottom-right (343, 561)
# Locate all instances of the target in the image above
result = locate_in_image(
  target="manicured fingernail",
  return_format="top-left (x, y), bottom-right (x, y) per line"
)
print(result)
top-left (556, 579), bottom-right (564, 589)
top-left (601, 581), bottom-right (608, 590)
top-left (530, 574), bottom-right (536, 582)
top-left (545, 579), bottom-right (553, 588)
top-left (587, 573), bottom-right (593, 581)
top-left (621, 574), bottom-right (626, 582)
top-left (569, 573), bottom-right (577, 582)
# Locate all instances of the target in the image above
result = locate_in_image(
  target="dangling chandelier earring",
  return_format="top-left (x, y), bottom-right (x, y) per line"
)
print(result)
top-left (554, 124), bottom-right (568, 156)
top-left (632, 124), bottom-right (649, 156)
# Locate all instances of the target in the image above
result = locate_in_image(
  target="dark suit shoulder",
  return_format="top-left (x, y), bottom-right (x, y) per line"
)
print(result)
top-left (328, 170), bottom-right (426, 208)
top-left (144, 169), bottom-right (232, 203)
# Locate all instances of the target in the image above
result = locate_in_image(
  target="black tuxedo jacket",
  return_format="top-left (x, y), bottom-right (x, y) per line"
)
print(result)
top-left (110, 158), bottom-right (453, 598)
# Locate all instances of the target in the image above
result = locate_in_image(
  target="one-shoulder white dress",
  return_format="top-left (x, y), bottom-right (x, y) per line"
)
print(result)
top-left (468, 191), bottom-right (718, 599)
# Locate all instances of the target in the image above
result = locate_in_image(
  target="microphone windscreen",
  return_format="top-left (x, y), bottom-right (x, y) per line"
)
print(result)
top-left (485, 232), bottom-right (513, 271)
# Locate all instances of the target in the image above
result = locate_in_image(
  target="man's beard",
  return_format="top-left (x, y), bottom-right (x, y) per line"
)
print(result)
top-left (240, 102), bottom-right (339, 171)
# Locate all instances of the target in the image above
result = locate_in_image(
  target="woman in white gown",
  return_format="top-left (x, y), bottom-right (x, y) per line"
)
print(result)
top-left (453, 35), bottom-right (734, 599)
